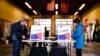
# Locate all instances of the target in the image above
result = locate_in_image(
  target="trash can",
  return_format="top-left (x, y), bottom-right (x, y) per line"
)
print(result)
top-left (96, 32), bottom-right (100, 42)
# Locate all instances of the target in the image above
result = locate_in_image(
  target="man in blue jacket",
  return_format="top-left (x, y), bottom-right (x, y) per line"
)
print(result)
top-left (10, 18), bottom-right (28, 56)
top-left (72, 18), bottom-right (84, 56)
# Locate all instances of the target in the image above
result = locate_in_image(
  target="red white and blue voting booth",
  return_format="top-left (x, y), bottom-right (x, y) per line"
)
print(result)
top-left (30, 25), bottom-right (45, 40)
top-left (57, 26), bottom-right (71, 41)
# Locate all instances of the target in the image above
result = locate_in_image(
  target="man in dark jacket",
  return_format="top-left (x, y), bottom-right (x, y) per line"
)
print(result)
top-left (10, 18), bottom-right (28, 56)
top-left (21, 25), bottom-right (30, 50)
top-left (72, 18), bottom-right (84, 56)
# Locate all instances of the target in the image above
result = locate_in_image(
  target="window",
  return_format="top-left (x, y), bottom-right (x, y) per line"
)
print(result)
top-left (55, 19), bottom-right (73, 35)
top-left (34, 19), bottom-right (51, 30)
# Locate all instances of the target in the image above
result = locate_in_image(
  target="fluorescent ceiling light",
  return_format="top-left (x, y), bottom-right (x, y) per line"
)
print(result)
top-left (55, 4), bottom-right (58, 9)
top-left (32, 10), bottom-right (37, 15)
top-left (55, 11), bottom-right (58, 15)
top-left (79, 3), bottom-right (86, 10)
top-left (74, 11), bottom-right (78, 15)
top-left (25, 2), bottom-right (32, 9)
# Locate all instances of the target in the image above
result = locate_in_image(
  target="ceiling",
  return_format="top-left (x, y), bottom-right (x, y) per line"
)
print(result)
top-left (8, 0), bottom-right (99, 16)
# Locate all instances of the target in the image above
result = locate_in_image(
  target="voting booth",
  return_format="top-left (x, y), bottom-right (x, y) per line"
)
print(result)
top-left (30, 25), bottom-right (45, 40)
top-left (49, 26), bottom-right (72, 56)
top-left (57, 26), bottom-right (71, 41)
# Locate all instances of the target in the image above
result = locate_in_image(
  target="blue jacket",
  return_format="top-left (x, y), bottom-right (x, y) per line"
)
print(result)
top-left (10, 21), bottom-right (23, 41)
top-left (72, 23), bottom-right (84, 49)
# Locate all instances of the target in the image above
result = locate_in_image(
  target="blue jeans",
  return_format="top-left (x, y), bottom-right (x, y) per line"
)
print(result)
top-left (12, 40), bottom-right (21, 56)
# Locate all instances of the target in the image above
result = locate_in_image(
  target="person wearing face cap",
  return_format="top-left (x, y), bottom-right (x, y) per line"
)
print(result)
top-left (10, 18), bottom-right (28, 56)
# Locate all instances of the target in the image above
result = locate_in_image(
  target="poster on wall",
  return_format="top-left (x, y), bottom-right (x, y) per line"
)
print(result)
top-left (57, 26), bottom-right (71, 41)
top-left (30, 25), bottom-right (45, 40)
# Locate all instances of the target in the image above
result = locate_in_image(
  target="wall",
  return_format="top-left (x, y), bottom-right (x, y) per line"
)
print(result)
top-left (82, 1), bottom-right (100, 23)
top-left (0, 0), bottom-right (32, 40)
top-left (3, 22), bottom-right (11, 40)
top-left (0, 0), bottom-right (30, 22)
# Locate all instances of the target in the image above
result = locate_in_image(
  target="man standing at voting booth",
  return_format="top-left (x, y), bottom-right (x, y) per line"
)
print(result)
top-left (72, 18), bottom-right (85, 56)
top-left (10, 18), bottom-right (28, 56)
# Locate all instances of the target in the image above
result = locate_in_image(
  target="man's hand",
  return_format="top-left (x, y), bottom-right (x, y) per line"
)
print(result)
top-left (22, 35), bottom-right (26, 39)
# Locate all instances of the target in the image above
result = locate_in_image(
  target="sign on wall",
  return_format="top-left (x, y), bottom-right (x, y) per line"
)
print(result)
top-left (57, 26), bottom-right (71, 40)
top-left (30, 25), bottom-right (45, 40)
